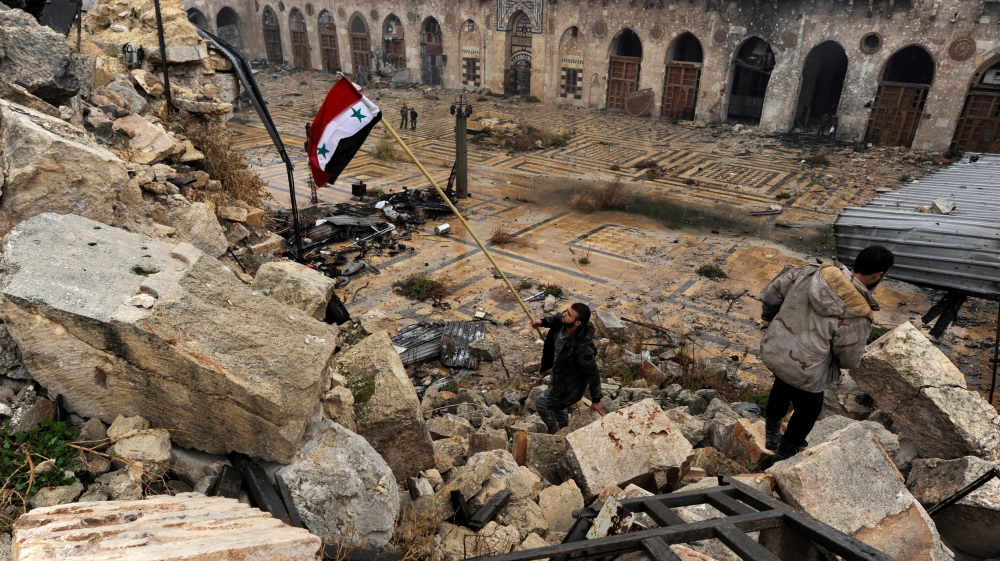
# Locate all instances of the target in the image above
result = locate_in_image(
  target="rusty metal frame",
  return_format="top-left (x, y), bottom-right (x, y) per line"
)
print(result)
top-left (468, 476), bottom-right (897, 561)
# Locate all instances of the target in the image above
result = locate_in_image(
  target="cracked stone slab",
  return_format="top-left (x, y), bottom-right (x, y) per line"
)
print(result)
top-left (852, 322), bottom-right (1000, 460)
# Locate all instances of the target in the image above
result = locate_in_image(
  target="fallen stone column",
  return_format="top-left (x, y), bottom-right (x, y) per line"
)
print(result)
top-left (13, 493), bottom-right (321, 560)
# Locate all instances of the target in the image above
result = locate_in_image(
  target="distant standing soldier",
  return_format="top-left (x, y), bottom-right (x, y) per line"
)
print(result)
top-left (759, 245), bottom-right (894, 461)
top-left (409, 107), bottom-right (418, 131)
top-left (400, 104), bottom-right (409, 129)
top-left (529, 303), bottom-right (605, 434)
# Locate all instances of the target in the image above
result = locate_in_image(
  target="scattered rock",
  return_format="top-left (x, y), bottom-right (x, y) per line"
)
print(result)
top-left (0, 214), bottom-right (335, 463)
top-left (107, 414), bottom-right (150, 441)
top-left (538, 478), bottom-right (584, 535)
top-left (851, 322), bottom-right (1000, 460)
top-left (593, 310), bottom-right (625, 338)
top-left (114, 428), bottom-right (172, 464)
top-left (689, 447), bottom-right (747, 477)
top-left (767, 423), bottom-right (952, 561)
top-left (806, 415), bottom-right (900, 460)
top-left (663, 407), bottom-right (707, 446)
top-left (469, 338), bottom-right (502, 362)
top-left (327, 331), bottom-right (435, 481)
top-left (28, 479), bottom-right (84, 508)
top-left (253, 260), bottom-right (337, 321)
top-left (468, 428), bottom-right (508, 455)
top-left (169, 446), bottom-right (229, 487)
top-left (167, 201), bottom-right (229, 257)
top-left (543, 295), bottom-right (557, 313)
top-left (565, 399), bottom-right (693, 500)
top-left (724, 419), bottom-right (773, 472)
top-left (512, 431), bottom-right (567, 485)
top-left (113, 113), bottom-right (182, 165)
top-left (428, 414), bottom-right (475, 440)
top-left (104, 75), bottom-right (147, 115)
top-left (0, 10), bottom-right (86, 105)
top-left (94, 469), bottom-right (143, 501)
top-left (277, 420), bottom-right (399, 548)
top-left (433, 521), bottom-right (519, 561)
top-left (496, 497), bottom-right (548, 540)
top-left (15, 493), bottom-right (321, 559)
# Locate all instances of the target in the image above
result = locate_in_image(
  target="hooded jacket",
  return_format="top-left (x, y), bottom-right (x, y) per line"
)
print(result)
top-left (759, 262), bottom-right (879, 393)
top-left (539, 314), bottom-right (602, 410)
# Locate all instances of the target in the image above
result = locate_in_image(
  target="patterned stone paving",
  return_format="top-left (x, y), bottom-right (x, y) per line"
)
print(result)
top-left (226, 72), bottom-right (998, 395)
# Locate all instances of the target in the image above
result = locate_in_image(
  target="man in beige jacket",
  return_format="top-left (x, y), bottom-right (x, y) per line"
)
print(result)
top-left (760, 245), bottom-right (894, 461)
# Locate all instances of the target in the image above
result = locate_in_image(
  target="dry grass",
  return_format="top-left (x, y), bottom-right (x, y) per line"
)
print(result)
top-left (371, 130), bottom-right (401, 161)
top-left (509, 126), bottom-right (571, 152)
top-left (597, 177), bottom-right (629, 210)
top-left (569, 189), bottom-right (598, 213)
top-left (488, 226), bottom-right (530, 247)
top-left (186, 120), bottom-right (274, 208)
top-left (389, 503), bottom-right (445, 561)
top-left (396, 273), bottom-right (450, 302)
top-left (808, 147), bottom-right (830, 166)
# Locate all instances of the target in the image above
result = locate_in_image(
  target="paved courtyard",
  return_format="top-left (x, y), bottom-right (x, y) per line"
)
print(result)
top-left (229, 70), bottom-right (999, 399)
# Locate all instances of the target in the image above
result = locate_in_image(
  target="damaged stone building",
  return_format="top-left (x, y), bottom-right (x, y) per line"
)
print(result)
top-left (181, 0), bottom-right (1000, 153)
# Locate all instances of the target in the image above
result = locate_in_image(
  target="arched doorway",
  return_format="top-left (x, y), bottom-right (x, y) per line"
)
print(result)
top-left (662, 32), bottom-right (702, 120)
top-left (607, 29), bottom-right (643, 111)
top-left (217, 7), bottom-right (242, 50)
top-left (421, 18), bottom-right (444, 86)
top-left (951, 57), bottom-right (1000, 153)
top-left (318, 10), bottom-right (340, 72)
top-left (728, 37), bottom-right (775, 124)
top-left (504, 11), bottom-right (532, 97)
top-left (383, 15), bottom-right (405, 70)
top-left (289, 9), bottom-right (310, 68)
top-left (460, 20), bottom-right (482, 88)
top-left (794, 41), bottom-right (848, 129)
top-left (350, 15), bottom-right (372, 74)
top-left (263, 7), bottom-right (282, 66)
top-left (559, 27), bottom-right (584, 100)
top-left (864, 45), bottom-right (934, 147)
top-left (187, 8), bottom-right (209, 29)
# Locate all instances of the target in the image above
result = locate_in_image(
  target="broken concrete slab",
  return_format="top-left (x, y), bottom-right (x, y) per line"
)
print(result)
top-left (0, 214), bottom-right (335, 463)
top-left (327, 330), bottom-right (435, 481)
top-left (767, 423), bottom-right (952, 561)
top-left (276, 420), bottom-right (399, 549)
top-left (565, 399), bottom-right (693, 500)
top-left (469, 338), bottom-right (502, 361)
top-left (538, 478), bottom-right (584, 535)
top-left (851, 322), bottom-right (1000, 459)
top-left (0, 99), bottom-right (127, 227)
top-left (806, 415), bottom-right (900, 459)
top-left (14, 493), bottom-right (321, 559)
top-left (907, 456), bottom-right (1000, 559)
top-left (593, 310), bottom-right (625, 338)
top-left (252, 260), bottom-right (337, 321)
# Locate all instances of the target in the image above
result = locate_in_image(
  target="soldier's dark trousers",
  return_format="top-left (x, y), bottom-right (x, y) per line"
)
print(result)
top-left (765, 377), bottom-right (824, 447)
top-left (536, 387), bottom-right (569, 434)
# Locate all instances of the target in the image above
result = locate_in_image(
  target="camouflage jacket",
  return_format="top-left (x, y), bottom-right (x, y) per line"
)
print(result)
top-left (759, 263), bottom-right (879, 393)
top-left (539, 315), bottom-right (602, 410)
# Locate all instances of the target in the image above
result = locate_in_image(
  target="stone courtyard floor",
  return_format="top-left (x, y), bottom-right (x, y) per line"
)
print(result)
top-left (230, 69), bottom-right (999, 401)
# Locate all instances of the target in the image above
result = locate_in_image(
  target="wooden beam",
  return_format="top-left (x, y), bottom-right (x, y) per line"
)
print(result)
top-left (451, 489), bottom-right (473, 527)
top-left (274, 473), bottom-right (304, 528)
top-left (243, 462), bottom-right (290, 525)
top-left (211, 465), bottom-right (243, 499)
top-left (640, 537), bottom-right (683, 561)
top-left (643, 500), bottom-right (687, 527)
top-left (714, 524), bottom-right (782, 561)
top-left (468, 489), bottom-right (512, 531)
top-left (706, 492), bottom-right (756, 516)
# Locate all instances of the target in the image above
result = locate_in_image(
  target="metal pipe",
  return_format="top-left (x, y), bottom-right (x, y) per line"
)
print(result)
top-left (152, 0), bottom-right (172, 111)
top-left (927, 468), bottom-right (1000, 516)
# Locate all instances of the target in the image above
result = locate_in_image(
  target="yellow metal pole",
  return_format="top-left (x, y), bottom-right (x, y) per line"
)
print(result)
top-left (380, 119), bottom-right (544, 338)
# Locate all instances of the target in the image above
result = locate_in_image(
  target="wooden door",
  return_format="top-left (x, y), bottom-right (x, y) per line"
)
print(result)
top-left (864, 82), bottom-right (929, 148)
top-left (952, 92), bottom-right (1000, 153)
top-left (662, 61), bottom-right (700, 120)
top-left (607, 56), bottom-right (641, 111)
top-left (263, 9), bottom-right (282, 65)
top-left (318, 13), bottom-right (340, 72)
top-left (352, 34), bottom-right (372, 72)
top-left (290, 12), bottom-right (310, 68)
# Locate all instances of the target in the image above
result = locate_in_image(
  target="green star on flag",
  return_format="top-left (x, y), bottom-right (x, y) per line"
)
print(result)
top-left (350, 107), bottom-right (366, 123)
top-left (316, 143), bottom-right (329, 158)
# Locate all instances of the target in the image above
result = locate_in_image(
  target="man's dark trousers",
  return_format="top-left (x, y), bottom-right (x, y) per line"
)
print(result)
top-left (536, 387), bottom-right (569, 434)
top-left (766, 377), bottom-right (823, 446)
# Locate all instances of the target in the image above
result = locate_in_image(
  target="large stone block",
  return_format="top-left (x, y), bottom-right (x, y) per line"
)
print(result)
top-left (565, 399), bottom-right (693, 500)
top-left (327, 331), bottom-right (435, 481)
top-left (851, 322), bottom-right (1000, 459)
top-left (253, 261), bottom-right (337, 321)
top-left (0, 214), bottom-right (334, 462)
top-left (0, 99), bottom-right (126, 227)
top-left (0, 10), bottom-right (85, 105)
top-left (13, 493), bottom-right (321, 560)
top-left (538, 478), bottom-right (584, 535)
top-left (907, 456), bottom-right (1000, 559)
top-left (113, 113), bottom-right (179, 165)
top-left (767, 423), bottom-right (952, 561)
top-left (276, 420), bottom-right (399, 549)
top-left (167, 201), bottom-right (228, 258)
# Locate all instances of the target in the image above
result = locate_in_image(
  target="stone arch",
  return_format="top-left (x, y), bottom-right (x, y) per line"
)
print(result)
top-left (558, 26), bottom-right (584, 100)
top-left (503, 10), bottom-right (532, 96)
top-left (216, 7), bottom-right (242, 50)
top-left (459, 20), bottom-right (482, 88)
top-left (382, 14), bottom-right (405, 70)
top-left (606, 28), bottom-right (642, 111)
top-left (262, 6), bottom-right (283, 66)
top-left (420, 17), bottom-right (444, 85)
top-left (864, 44), bottom-right (935, 147)
top-left (349, 13), bottom-right (372, 74)
top-left (317, 10), bottom-right (340, 72)
top-left (726, 36), bottom-right (775, 124)
top-left (794, 40), bottom-right (848, 128)
top-left (289, 8), bottom-right (311, 68)
top-left (950, 50), bottom-right (1000, 152)
top-left (186, 8), bottom-right (209, 29)
top-left (662, 32), bottom-right (703, 120)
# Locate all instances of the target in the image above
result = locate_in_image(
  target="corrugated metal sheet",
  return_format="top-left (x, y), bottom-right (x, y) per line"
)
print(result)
top-left (440, 321), bottom-right (487, 369)
top-left (835, 153), bottom-right (1000, 298)
top-left (392, 323), bottom-right (444, 365)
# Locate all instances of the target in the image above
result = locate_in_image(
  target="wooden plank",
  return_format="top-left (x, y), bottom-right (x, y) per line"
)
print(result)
top-left (274, 473), bottom-right (305, 528)
top-left (468, 489), bottom-right (512, 531)
top-left (463, 510), bottom-right (784, 561)
top-left (211, 465), bottom-right (243, 499)
top-left (640, 537), bottom-right (683, 561)
top-left (574, 486), bottom-right (722, 517)
top-left (451, 489), bottom-right (472, 526)
top-left (706, 492), bottom-right (756, 516)
top-left (713, 524), bottom-right (782, 561)
top-left (643, 500), bottom-right (686, 527)
top-left (243, 462), bottom-right (290, 524)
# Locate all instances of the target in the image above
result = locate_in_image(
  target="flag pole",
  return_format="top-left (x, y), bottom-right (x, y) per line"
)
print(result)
top-left (380, 120), bottom-right (543, 338)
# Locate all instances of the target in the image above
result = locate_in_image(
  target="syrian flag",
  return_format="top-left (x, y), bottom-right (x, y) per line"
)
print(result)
top-left (308, 77), bottom-right (382, 186)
